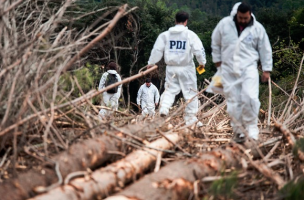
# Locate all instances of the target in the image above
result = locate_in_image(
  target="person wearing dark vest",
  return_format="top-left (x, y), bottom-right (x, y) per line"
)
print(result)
top-left (98, 62), bottom-right (122, 118)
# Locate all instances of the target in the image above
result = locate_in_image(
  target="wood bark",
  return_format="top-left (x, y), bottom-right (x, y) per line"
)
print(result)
top-left (30, 133), bottom-right (181, 200)
top-left (0, 135), bottom-right (120, 200)
top-left (105, 145), bottom-right (241, 200)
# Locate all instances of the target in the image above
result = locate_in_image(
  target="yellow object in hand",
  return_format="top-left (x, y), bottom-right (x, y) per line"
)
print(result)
top-left (212, 76), bottom-right (223, 88)
top-left (196, 65), bottom-right (206, 74)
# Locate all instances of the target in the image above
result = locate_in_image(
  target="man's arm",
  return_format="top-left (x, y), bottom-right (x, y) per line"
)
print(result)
top-left (148, 33), bottom-right (166, 65)
top-left (136, 86), bottom-right (143, 105)
top-left (192, 33), bottom-right (206, 66)
top-left (98, 73), bottom-right (107, 91)
top-left (211, 22), bottom-right (222, 66)
top-left (154, 86), bottom-right (160, 106)
top-left (258, 26), bottom-right (273, 82)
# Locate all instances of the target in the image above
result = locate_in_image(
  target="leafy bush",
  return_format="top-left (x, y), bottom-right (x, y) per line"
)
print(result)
top-left (209, 172), bottom-right (238, 199)
top-left (279, 177), bottom-right (304, 200)
top-left (60, 63), bottom-right (102, 105)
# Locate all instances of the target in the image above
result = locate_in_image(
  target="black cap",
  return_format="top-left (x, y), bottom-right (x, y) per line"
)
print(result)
top-left (145, 78), bottom-right (151, 83)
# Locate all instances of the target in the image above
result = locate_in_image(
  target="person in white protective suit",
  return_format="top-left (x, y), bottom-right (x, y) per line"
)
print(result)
top-left (210, 2), bottom-right (272, 143)
top-left (136, 78), bottom-right (160, 117)
top-left (147, 11), bottom-right (206, 127)
top-left (98, 62), bottom-right (122, 118)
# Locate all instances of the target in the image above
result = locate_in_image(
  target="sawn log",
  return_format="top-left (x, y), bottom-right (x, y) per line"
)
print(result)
top-left (29, 133), bottom-right (181, 200)
top-left (105, 144), bottom-right (241, 200)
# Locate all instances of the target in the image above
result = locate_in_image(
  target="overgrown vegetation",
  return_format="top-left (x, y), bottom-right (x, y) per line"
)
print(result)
top-left (208, 172), bottom-right (238, 199)
top-left (0, 0), bottom-right (304, 199)
top-left (279, 177), bottom-right (304, 200)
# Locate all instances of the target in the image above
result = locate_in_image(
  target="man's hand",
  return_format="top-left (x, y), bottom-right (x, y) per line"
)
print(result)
top-left (215, 62), bottom-right (222, 67)
top-left (198, 64), bottom-right (205, 69)
top-left (196, 65), bottom-right (205, 74)
top-left (147, 64), bottom-right (154, 69)
top-left (262, 71), bottom-right (270, 83)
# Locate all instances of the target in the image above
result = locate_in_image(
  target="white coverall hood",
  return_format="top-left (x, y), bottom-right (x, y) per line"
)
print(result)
top-left (168, 24), bottom-right (188, 33)
top-left (148, 25), bottom-right (206, 67)
top-left (230, 2), bottom-right (241, 17)
top-left (107, 69), bottom-right (118, 75)
top-left (209, 2), bottom-right (273, 140)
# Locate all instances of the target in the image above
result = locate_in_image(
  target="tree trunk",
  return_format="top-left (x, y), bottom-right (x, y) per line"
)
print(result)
top-left (105, 145), bottom-right (241, 200)
top-left (0, 135), bottom-right (120, 200)
top-left (30, 133), bottom-right (181, 200)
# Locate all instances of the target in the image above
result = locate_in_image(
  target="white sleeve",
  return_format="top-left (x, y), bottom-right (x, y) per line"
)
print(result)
top-left (148, 33), bottom-right (166, 65)
top-left (137, 86), bottom-right (143, 105)
top-left (191, 33), bottom-right (206, 65)
top-left (211, 21), bottom-right (222, 63)
top-left (154, 86), bottom-right (160, 104)
top-left (258, 28), bottom-right (273, 72)
top-left (98, 72), bottom-right (108, 91)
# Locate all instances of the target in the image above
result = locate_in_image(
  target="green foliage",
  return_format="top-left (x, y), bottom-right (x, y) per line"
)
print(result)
top-left (86, 62), bottom-right (103, 89)
top-left (259, 39), bottom-right (303, 110)
top-left (122, 0), bottom-right (174, 73)
top-left (272, 41), bottom-right (303, 80)
top-left (255, 8), bottom-right (290, 44)
top-left (209, 171), bottom-right (238, 199)
top-left (292, 138), bottom-right (304, 158)
top-left (279, 177), bottom-right (304, 200)
top-left (60, 63), bottom-right (102, 104)
top-left (289, 8), bottom-right (304, 43)
top-left (277, 0), bottom-right (304, 11)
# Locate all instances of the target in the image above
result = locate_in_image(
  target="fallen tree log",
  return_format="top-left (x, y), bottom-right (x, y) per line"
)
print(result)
top-left (30, 133), bottom-right (181, 200)
top-left (105, 144), bottom-right (241, 200)
top-left (1, 118), bottom-right (164, 200)
top-left (0, 135), bottom-right (120, 200)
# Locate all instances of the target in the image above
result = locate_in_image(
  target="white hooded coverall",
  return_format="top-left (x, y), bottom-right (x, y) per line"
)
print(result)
top-left (137, 83), bottom-right (160, 117)
top-left (98, 70), bottom-right (122, 117)
top-left (148, 25), bottom-right (206, 125)
top-left (210, 2), bottom-right (273, 139)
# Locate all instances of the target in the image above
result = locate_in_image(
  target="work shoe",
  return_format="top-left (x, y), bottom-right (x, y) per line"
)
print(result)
top-left (159, 107), bottom-right (169, 117)
top-left (196, 121), bottom-right (203, 127)
top-left (184, 114), bottom-right (198, 125)
top-left (232, 133), bottom-right (246, 144)
top-left (243, 138), bottom-right (261, 158)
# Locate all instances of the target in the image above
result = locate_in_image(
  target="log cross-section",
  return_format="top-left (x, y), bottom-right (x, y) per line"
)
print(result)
top-left (0, 135), bottom-right (120, 200)
top-left (105, 145), bottom-right (241, 200)
top-left (30, 133), bottom-right (181, 200)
